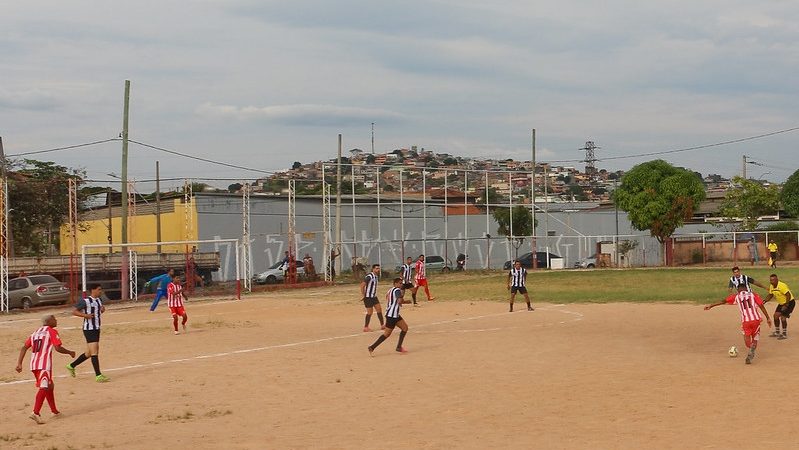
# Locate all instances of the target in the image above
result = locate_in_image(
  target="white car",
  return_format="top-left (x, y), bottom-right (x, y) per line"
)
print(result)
top-left (573, 254), bottom-right (597, 269)
top-left (254, 260), bottom-right (305, 284)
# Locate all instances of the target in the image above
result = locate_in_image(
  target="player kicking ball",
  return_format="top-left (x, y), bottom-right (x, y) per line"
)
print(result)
top-left (368, 278), bottom-right (411, 355)
top-left (705, 283), bottom-right (772, 364)
top-left (167, 275), bottom-right (189, 335)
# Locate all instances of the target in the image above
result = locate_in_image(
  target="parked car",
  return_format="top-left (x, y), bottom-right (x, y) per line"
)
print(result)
top-left (574, 254), bottom-right (598, 269)
top-left (502, 252), bottom-right (562, 270)
top-left (8, 275), bottom-right (70, 310)
top-left (395, 255), bottom-right (451, 274)
top-left (253, 260), bottom-right (305, 285)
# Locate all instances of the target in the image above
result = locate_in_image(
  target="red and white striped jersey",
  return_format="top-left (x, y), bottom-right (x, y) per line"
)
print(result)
top-left (725, 291), bottom-right (764, 323)
top-left (167, 282), bottom-right (185, 308)
top-left (414, 260), bottom-right (426, 281)
top-left (25, 326), bottom-right (61, 372)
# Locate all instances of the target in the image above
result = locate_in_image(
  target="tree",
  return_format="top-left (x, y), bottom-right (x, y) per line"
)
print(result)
top-left (292, 161), bottom-right (302, 170)
top-left (782, 168), bottom-right (799, 218)
top-left (476, 187), bottom-right (502, 206)
top-left (228, 183), bottom-right (243, 193)
top-left (613, 159), bottom-right (705, 244)
top-left (718, 176), bottom-right (781, 230)
top-left (493, 205), bottom-right (537, 259)
top-left (8, 159), bottom-right (86, 256)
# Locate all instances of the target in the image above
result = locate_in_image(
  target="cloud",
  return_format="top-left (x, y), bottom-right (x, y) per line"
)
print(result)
top-left (195, 103), bottom-right (408, 127)
top-left (0, 89), bottom-right (62, 111)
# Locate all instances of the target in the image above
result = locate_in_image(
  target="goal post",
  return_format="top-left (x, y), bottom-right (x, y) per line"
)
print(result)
top-left (80, 238), bottom-right (243, 301)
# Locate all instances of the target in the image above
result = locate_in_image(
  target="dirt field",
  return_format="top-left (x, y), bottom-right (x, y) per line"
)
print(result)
top-left (1, 283), bottom-right (798, 449)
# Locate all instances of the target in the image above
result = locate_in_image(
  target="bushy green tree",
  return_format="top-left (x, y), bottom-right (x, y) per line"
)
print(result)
top-left (613, 159), bottom-right (705, 243)
top-left (782, 169), bottom-right (799, 218)
top-left (718, 177), bottom-right (781, 230)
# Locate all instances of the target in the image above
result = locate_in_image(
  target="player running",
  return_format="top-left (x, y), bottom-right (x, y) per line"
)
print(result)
top-left (705, 283), bottom-right (772, 364)
top-left (15, 315), bottom-right (76, 424)
top-left (360, 264), bottom-right (385, 332)
top-left (368, 278), bottom-right (411, 355)
top-left (400, 256), bottom-right (416, 305)
top-left (146, 268), bottom-right (174, 312)
top-left (411, 254), bottom-right (435, 303)
top-left (167, 275), bottom-right (189, 335)
top-left (507, 260), bottom-right (534, 312)
top-left (763, 274), bottom-right (795, 339)
top-left (67, 283), bottom-right (109, 382)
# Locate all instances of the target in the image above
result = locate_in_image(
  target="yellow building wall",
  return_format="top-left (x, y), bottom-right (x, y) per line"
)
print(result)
top-left (60, 199), bottom-right (199, 255)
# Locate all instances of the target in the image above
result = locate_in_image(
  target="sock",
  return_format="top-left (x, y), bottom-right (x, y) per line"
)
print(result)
top-left (412, 292), bottom-right (417, 302)
top-left (369, 334), bottom-right (387, 350)
top-left (90, 355), bottom-right (101, 376)
top-left (396, 330), bottom-right (407, 349)
top-left (377, 313), bottom-right (384, 326)
top-left (71, 353), bottom-right (88, 367)
top-left (364, 314), bottom-right (372, 327)
top-left (173, 316), bottom-right (179, 331)
top-left (33, 388), bottom-right (47, 415)
top-left (424, 286), bottom-right (432, 299)
top-left (509, 303), bottom-right (514, 312)
top-left (782, 319), bottom-right (788, 334)
top-left (182, 315), bottom-right (188, 326)
top-left (45, 388), bottom-right (58, 413)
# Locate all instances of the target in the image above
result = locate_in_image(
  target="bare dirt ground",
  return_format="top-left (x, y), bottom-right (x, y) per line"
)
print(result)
top-left (1, 284), bottom-right (798, 449)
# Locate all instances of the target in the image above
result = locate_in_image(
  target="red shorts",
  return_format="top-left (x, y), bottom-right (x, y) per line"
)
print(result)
top-left (741, 320), bottom-right (762, 338)
top-left (415, 279), bottom-right (428, 287)
top-left (32, 369), bottom-right (52, 389)
top-left (169, 306), bottom-right (186, 316)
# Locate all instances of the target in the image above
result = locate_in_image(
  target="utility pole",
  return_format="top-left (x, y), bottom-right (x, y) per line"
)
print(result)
top-left (371, 122), bottom-right (375, 154)
top-left (742, 155), bottom-right (747, 179)
top-left (156, 160), bottom-right (162, 254)
top-left (531, 129), bottom-right (538, 269)
top-left (120, 80), bottom-right (131, 300)
top-left (335, 134), bottom-right (342, 275)
top-left (0, 137), bottom-right (12, 257)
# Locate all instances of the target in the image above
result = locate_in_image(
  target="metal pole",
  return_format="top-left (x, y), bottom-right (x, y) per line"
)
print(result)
top-left (376, 167), bottom-right (382, 268)
top-left (351, 167), bottom-right (356, 260)
top-left (444, 170), bottom-right (448, 259)
top-left (614, 178), bottom-right (619, 267)
top-left (371, 122), bottom-right (375, 154)
top-left (463, 171), bottom-right (468, 264)
top-left (531, 129), bottom-right (538, 269)
top-left (107, 188), bottom-right (113, 254)
top-left (400, 169), bottom-right (405, 259)
top-left (156, 161), bottom-right (162, 254)
top-left (422, 170), bottom-right (427, 256)
top-left (0, 137), bottom-right (12, 257)
top-left (120, 80), bottom-right (131, 300)
top-left (485, 171), bottom-right (490, 269)
top-left (336, 134), bottom-right (342, 275)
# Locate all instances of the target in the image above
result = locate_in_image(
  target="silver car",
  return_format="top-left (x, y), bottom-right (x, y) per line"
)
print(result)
top-left (254, 260), bottom-right (306, 285)
top-left (8, 275), bottom-right (71, 309)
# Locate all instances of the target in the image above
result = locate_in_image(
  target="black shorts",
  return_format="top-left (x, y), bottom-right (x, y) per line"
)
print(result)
top-left (511, 286), bottom-right (527, 294)
top-left (385, 315), bottom-right (403, 329)
top-left (776, 300), bottom-right (796, 318)
top-left (83, 329), bottom-right (101, 343)
top-left (402, 283), bottom-right (414, 290)
top-left (363, 297), bottom-right (379, 308)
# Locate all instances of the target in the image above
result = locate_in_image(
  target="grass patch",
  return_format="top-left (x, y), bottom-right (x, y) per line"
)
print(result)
top-left (430, 267), bottom-right (799, 304)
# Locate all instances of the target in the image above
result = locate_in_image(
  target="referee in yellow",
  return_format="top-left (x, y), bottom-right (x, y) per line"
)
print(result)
top-left (764, 274), bottom-right (794, 339)
top-left (767, 240), bottom-right (779, 268)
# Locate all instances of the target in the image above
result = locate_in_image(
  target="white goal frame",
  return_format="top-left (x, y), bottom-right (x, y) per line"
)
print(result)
top-left (81, 238), bottom-right (243, 300)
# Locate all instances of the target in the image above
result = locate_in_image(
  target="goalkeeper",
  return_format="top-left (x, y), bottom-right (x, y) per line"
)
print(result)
top-left (145, 268), bottom-right (174, 312)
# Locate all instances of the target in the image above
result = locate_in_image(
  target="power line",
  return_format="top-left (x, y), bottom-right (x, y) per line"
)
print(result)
top-left (7, 138), bottom-right (120, 157)
top-left (128, 139), bottom-right (276, 175)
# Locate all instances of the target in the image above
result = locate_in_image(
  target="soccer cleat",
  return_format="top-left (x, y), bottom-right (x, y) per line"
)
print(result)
top-left (368, 346), bottom-right (374, 357)
top-left (428, 297), bottom-right (436, 301)
top-left (174, 330), bottom-right (180, 335)
top-left (396, 347), bottom-right (408, 354)
top-left (52, 411), bottom-right (62, 419)
top-left (778, 334), bottom-right (787, 340)
top-left (745, 355), bottom-right (752, 364)
top-left (363, 327), bottom-right (372, 332)
top-left (66, 363), bottom-right (76, 378)
top-left (528, 306), bottom-right (534, 311)
top-left (769, 331), bottom-right (781, 337)
top-left (95, 374), bottom-right (110, 383)
top-left (29, 413), bottom-right (44, 424)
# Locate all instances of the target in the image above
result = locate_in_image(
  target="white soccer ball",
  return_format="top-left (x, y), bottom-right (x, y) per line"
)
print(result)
top-left (728, 346), bottom-right (739, 357)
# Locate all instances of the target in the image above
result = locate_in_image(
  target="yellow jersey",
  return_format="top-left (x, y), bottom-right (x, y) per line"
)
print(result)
top-left (768, 281), bottom-right (793, 305)
top-left (768, 243), bottom-right (778, 253)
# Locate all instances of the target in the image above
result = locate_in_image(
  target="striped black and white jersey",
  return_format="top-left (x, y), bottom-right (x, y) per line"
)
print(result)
top-left (509, 267), bottom-right (526, 287)
top-left (729, 274), bottom-right (754, 292)
top-left (363, 273), bottom-right (378, 298)
top-left (401, 264), bottom-right (413, 284)
top-left (76, 296), bottom-right (103, 330)
top-left (385, 287), bottom-right (403, 318)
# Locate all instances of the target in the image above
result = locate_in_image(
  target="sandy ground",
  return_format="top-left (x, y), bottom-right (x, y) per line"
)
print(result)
top-left (0, 285), bottom-right (797, 450)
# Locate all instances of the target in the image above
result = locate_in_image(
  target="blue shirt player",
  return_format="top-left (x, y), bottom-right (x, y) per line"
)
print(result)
top-left (146, 268), bottom-right (174, 312)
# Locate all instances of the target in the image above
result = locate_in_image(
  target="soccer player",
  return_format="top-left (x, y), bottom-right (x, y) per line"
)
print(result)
top-left (167, 275), bottom-right (189, 335)
top-left (368, 278), bottom-right (411, 355)
top-left (15, 315), bottom-right (76, 424)
top-left (763, 274), bottom-right (795, 339)
top-left (400, 256), bottom-right (416, 305)
top-left (146, 268), bottom-right (174, 312)
top-left (411, 254), bottom-right (436, 303)
top-left (360, 264), bottom-right (385, 332)
top-left (66, 283), bottom-right (110, 382)
top-left (767, 240), bottom-right (778, 268)
top-left (727, 266), bottom-right (766, 294)
top-left (507, 260), bottom-right (534, 312)
top-left (705, 283), bottom-right (772, 364)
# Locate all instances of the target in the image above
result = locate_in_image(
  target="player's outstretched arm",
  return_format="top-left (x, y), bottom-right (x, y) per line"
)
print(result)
top-left (704, 301), bottom-right (726, 310)
top-left (55, 345), bottom-right (76, 358)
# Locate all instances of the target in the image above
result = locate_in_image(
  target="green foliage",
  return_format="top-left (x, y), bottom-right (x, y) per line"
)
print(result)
top-left (493, 205), bottom-right (536, 238)
top-left (8, 159), bottom-right (85, 256)
top-left (782, 169), bottom-right (799, 218)
top-left (718, 176), bottom-right (781, 230)
top-left (227, 183), bottom-right (243, 193)
top-left (762, 221), bottom-right (799, 250)
top-left (476, 187), bottom-right (502, 206)
top-left (613, 159), bottom-right (705, 243)
top-left (292, 161), bottom-right (302, 170)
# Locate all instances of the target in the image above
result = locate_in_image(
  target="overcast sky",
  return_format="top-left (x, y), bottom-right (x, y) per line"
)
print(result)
top-left (2, 0), bottom-right (797, 191)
